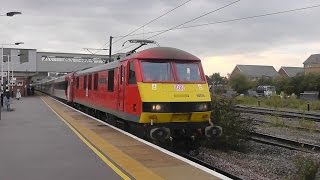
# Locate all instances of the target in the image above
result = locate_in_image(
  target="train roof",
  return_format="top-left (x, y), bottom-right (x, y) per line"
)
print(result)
top-left (75, 47), bottom-right (200, 75)
top-left (75, 60), bottom-right (119, 76)
top-left (124, 47), bottom-right (200, 61)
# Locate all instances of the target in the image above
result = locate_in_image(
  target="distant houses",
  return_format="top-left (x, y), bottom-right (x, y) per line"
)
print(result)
top-left (303, 54), bottom-right (320, 74)
top-left (226, 53), bottom-right (320, 80)
top-left (230, 65), bottom-right (278, 80)
top-left (278, 66), bottom-right (304, 78)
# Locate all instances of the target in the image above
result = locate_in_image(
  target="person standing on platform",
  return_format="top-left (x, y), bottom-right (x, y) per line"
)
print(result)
top-left (4, 90), bottom-right (10, 111)
top-left (16, 89), bottom-right (21, 100)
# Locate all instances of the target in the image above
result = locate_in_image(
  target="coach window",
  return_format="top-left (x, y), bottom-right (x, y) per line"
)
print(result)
top-left (120, 66), bottom-right (123, 85)
top-left (64, 81), bottom-right (68, 90)
top-left (108, 69), bottom-right (114, 92)
top-left (76, 77), bottom-right (79, 89)
top-left (128, 62), bottom-right (136, 84)
top-left (93, 73), bottom-right (98, 90)
top-left (84, 75), bottom-right (87, 89)
top-left (88, 74), bottom-right (92, 90)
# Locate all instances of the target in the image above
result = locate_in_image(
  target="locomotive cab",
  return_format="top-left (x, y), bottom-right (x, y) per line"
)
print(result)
top-left (126, 47), bottom-right (216, 142)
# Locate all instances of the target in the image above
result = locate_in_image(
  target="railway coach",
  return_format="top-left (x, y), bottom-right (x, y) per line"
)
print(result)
top-left (37, 47), bottom-right (222, 146)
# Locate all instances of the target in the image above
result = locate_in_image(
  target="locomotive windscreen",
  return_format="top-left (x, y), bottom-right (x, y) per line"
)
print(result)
top-left (141, 61), bottom-right (174, 81)
top-left (175, 62), bottom-right (202, 81)
top-left (141, 60), bottom-right (204, 82)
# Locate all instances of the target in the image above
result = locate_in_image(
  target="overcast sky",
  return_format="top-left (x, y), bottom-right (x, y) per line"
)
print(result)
top-left (1, 0), bottom-right (320, 76)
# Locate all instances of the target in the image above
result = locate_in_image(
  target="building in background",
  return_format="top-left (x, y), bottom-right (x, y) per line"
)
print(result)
top-left (2, 48), bottom-right (124, 96)
top-left (303, 54), bottom-right (320, 74)
top-left (278, 66), bottom-right (304, 78)
top-left (230, 64), bottom-right (278, 80)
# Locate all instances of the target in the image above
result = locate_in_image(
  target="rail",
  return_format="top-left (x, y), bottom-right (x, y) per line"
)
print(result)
top-left (250, 132), bottom-right (320, 153)
top-left (235, 105), bottom-right (320, 122)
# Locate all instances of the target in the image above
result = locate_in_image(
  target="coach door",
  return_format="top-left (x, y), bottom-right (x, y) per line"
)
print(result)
top-left (118, 63), bottom-right (126, 111)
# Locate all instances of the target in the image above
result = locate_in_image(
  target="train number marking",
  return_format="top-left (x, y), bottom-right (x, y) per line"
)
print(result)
top-left (198, 84), bottom-right (203, 90)
top-left (175, 84), bottom-right (185, 91)
top-left (152, 84), bottom-right (157, 90)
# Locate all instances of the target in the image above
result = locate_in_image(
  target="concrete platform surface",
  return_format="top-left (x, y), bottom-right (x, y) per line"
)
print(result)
top-left (0, 96), bottom-right (121, 180)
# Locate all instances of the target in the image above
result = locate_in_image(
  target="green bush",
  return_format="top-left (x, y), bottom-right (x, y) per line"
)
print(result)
top-left (205, 96), bottom-right (254, 151)
top-left (294, 156), bottom-right (319, 180)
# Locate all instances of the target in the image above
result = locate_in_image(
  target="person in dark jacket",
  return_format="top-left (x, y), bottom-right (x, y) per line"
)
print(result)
top-left (4, 90), bottom-right (10, 110)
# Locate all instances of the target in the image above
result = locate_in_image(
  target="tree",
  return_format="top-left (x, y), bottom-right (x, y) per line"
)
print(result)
top-left (229, 74), bottom-right (251, 94)
top-left (210, 73), bottom-right (224, 84)
top-left (273, 76), bottom-right (290, 94)
top-left (256, 76), bottom-right (273, 86)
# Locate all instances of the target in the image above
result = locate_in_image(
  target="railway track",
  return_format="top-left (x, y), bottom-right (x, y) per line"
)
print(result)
top-left (235, 105), bottom-right (320, 122)
top-left (241, 116), bottom-right (320, 133)
top-left (250, 131), bottom-right (320, 153)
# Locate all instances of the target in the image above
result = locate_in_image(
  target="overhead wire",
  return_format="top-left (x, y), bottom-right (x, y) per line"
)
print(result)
top-left (114, 3), bottom-right (320, 53)
top-left (114, 0), bottom-right (241, 53)
top-left (94, 0), bottom-right (192, 54)
top-left (111, 0), bottom-right (192, 45)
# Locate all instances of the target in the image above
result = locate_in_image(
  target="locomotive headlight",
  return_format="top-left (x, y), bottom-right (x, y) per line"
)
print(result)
top-left (196, 103), bottom-right (209, 111)
top-left (143, 102), bottom-right (169, 112)
top-left (152, 104), bottom-right (162, 111)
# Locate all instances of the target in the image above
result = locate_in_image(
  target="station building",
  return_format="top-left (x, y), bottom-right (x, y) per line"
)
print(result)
top-left (1, 48), bottom-right (124, 96)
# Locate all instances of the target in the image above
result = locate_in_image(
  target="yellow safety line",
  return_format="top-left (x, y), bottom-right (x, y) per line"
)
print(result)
top-left (41, 97), bottom-right (131, 180)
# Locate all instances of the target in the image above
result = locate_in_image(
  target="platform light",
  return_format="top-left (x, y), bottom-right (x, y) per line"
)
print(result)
top-left (6, 12), bottom-right (22, 17)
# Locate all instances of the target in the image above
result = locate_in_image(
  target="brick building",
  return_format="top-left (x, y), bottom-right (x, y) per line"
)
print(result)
top-left (303, 54), bottom-right (320, 74)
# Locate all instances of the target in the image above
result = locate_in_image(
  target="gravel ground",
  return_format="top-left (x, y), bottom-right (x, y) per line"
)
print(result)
top-left (199, 112), bottom-right (320, 179)
top-left (242, 113), bottom-right (320, 146)
top-left (197, 141), bottom-right (320, 180)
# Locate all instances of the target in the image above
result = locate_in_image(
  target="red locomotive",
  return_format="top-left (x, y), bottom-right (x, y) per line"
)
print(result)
top-left (37, 46), bottom-right (221, 147)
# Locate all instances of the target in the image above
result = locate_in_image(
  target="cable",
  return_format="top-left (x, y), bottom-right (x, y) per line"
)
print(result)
top-left (114, 3), bottom-right (320, 53)
top-left (114, 0), bottom-right (241, 53)
top-left (112, 0), bottom-right (192, 45)
top-left (180, 4), bottom-right (320, 29)
top-left (94, 0), bottom-right (192, 54)
top-left (146, 0), bottom-right (240, 40)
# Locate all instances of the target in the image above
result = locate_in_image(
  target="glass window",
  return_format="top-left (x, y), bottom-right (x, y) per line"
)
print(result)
top-left (141, 61), bottom-right (174, 81)
top-left (120, 66), bottom-right (123, 85)
top-left (175, 63), bottom-right (202, 81)
top-left (76, 77), bottom-right (79, 89)
top-left (88, 74), bottom-right (92, 90)
top-left (128, 62), bottom-right (136, 84)
top-left (84, 76), bottom-right (87, 89)
top-left (93, 73), bottom-right (98, 90)
top-left (108, 69), bottom-right (114, 92)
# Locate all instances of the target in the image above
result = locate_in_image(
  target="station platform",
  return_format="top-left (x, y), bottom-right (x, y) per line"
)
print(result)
top-left (0, 95), bottom-right (227, 180)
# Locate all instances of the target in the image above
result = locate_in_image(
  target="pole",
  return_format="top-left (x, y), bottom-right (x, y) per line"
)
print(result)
top-left (7, 55), bottom-right (10, 90)
top-left (1, 44), bottom-right (3, 86)
top-left (0, 45), bottom-right (2, 119)
top-left (108, 36), bottom-right (113, 63)
top-left (11, 56), bottom-right (13, 97)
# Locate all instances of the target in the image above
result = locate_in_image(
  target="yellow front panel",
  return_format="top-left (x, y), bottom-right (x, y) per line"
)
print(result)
top-left (137, 82), bottom-right (211, 102)
top-left (137, 82), bottom-right (212, 123)
top-left (139, 111), bottom-right (211, 123)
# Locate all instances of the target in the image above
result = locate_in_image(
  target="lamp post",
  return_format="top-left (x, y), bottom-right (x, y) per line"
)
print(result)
top-left (1, 42), bottom-right (24, 86)
top-left (0, 11), bottom-right (22, 120)
top-left (0, 11), bottom-right (22, 17)
top-left (3, 54), bottom-right (23, 97)
top-left (0, 11), bottom-right (22, 87)
top-left (1, 42), bottom-right (23, 117)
